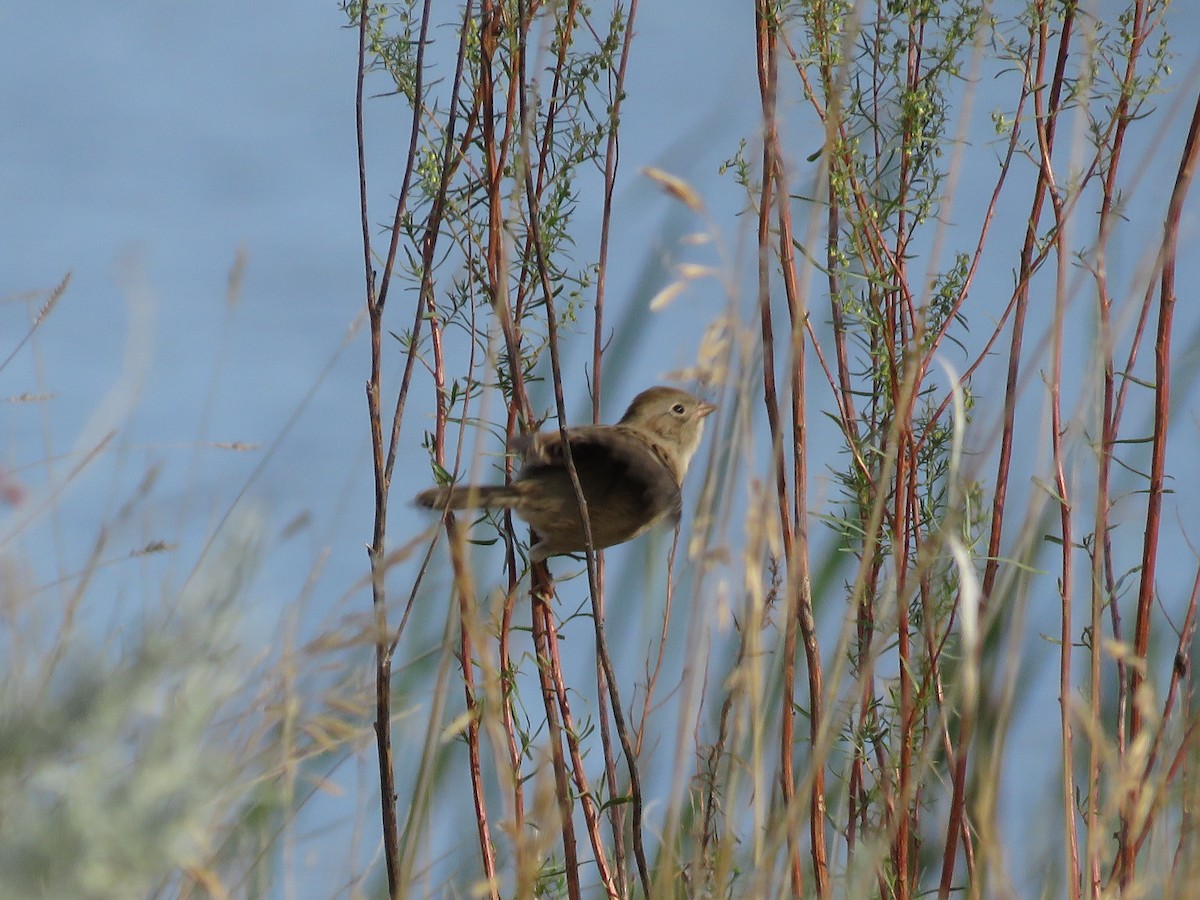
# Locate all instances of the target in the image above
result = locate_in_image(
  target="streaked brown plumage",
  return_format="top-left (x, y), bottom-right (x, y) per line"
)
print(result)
top-left (416, 386), bottom-right (716, 561)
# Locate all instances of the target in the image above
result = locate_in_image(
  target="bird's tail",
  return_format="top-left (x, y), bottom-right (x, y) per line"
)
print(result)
top-left (415, 483), bottom-right (524, 511)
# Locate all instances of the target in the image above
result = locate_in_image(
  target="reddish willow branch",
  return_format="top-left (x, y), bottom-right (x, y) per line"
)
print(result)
top-left (1119, 82), bottom-right (1200, 891)
top-left (754, 1), bottom-right (829, 895)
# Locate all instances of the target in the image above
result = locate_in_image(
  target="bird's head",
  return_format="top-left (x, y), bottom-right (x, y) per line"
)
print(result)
top-left (619, 386), bottom-right (716, 478)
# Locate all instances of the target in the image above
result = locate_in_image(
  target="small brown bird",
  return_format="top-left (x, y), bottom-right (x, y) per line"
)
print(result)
top-left (416, 386), bottom-right (716, 561)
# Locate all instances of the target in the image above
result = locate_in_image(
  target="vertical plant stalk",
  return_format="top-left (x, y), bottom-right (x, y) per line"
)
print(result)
top-left (1043, 150), bottom-right (1080, 900)
top-left (426, 308), bottom-right (502, 898)
top-left (777, 115), bottom-right (828, 900)
top-left (525, 158), bottom-right (651, 899)
top-left (752, 2), bottom-right (799, 892)
top-left (977, 11), bottom-right (1075, 893)
top-left (480, 8), bottom-right (594, 862)
top-left (591, 3), bottom-right (640, 888)
top-left (934, 50), bottom-right (1032, 899)
top-left (1085, 4), bottom-right (1157, 890)
top-left (1120, 83), bottom-right (1200, 889)
top-left (529, 588), bottom-right (583, 900)
top-left (356, 0), bottom-right (404, 887)
top-left (511, 0), bottom-right (652, 892)
top-left (447, 525), bottom-right (501, 899)
top-left (980, 1), bottom-right (1072, 599)
top-left (475, 0), bottom-right (652, 891)
top-left (754, 0), bottom-right (829, 893)
top-left (1125, 564), bottom-right (1200, 866)
top-left (355, 0), bottom-right (471, 892)
top-left (538, 594), bottom-right (621, 899)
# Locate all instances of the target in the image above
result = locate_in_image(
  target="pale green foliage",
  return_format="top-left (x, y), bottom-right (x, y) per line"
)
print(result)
top-left (0, 521), bottom-right (265, 899)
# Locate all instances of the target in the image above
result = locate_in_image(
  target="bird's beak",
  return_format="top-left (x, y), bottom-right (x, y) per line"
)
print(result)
top-left (698, 401), bottom-right (717, 418)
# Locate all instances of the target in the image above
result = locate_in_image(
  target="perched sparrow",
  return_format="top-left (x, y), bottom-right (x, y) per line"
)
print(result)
top-left (416, 386), bottom-right (716, 561)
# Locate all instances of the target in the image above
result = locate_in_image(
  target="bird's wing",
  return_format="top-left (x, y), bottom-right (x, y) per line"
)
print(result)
top-left (513, 426), bottom-right (683, 523)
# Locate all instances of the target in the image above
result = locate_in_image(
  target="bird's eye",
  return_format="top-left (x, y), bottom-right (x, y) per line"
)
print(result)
top-left (671, 403), bottom-right (686, 415)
